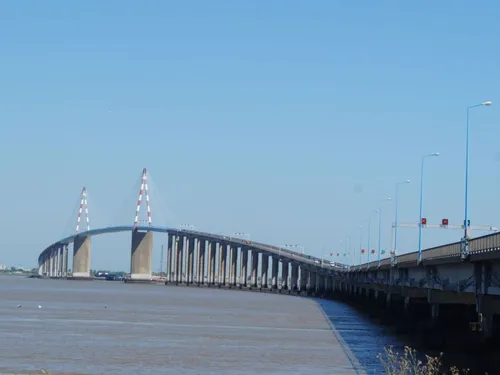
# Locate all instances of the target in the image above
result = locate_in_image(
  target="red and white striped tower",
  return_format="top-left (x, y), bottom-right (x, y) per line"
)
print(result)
top-left (133, 168), bottom-right (152, 229)
top-left (75, 187), bottom-right (90, 233)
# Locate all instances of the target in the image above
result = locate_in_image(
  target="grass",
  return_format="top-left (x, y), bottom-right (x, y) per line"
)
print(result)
top-left (377, 346), bottom-right (480, 375)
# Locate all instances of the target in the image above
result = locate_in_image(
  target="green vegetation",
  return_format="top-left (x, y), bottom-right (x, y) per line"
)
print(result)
top-left (378, 346), bottom-right (477, 375)
top-left (0, 266), bottom-right (38, 275)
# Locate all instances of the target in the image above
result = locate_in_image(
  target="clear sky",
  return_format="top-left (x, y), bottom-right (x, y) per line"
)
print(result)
top-left (1, 1), bottom-right (499, 271)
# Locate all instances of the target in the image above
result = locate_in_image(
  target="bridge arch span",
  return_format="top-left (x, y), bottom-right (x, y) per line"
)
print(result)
top-left (38, 226), bottom-right (346, 292)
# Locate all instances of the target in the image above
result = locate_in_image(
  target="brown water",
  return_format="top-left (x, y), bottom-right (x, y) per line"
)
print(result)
top-left (0, 276), bottom-right (368, 375)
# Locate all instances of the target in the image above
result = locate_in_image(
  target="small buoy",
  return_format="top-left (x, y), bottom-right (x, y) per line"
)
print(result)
top-left (17, 305), bottom-right (21, 308)
top-left (38, 305), bottom-right (42, 309)
top-left (104, 305), bottom-right (107, 309)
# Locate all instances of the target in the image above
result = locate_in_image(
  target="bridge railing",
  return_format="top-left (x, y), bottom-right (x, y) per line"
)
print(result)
top-left (348, 229), bottom-right (500, 271)
top-left (423, 241), bottom-right (461, 259)
top-left (469, 232), bottom-right (500, 252)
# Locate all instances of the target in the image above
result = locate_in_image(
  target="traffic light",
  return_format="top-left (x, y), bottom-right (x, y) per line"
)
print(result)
top-left (441, 218), bottom-right (449, 226)
top-left (361, 249), bottom-right (366, 254)
top-left (421, 217), bottom-right (427, 225)
top-left (371, 249), bottom-right (375, 254)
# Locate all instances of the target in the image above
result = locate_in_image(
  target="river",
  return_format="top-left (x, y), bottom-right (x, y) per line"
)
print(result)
top-left (0, 276), bottom-right (414, 374)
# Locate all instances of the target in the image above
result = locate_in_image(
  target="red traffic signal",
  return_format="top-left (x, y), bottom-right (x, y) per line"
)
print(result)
top-left (442, 218), bottom-right (449, 226)
top-left (371, 249), bottom-right (375, 254)
top-left (421, 217), bottom-right (427, 225)
top-left (361, 249), bottom-right (366, 254)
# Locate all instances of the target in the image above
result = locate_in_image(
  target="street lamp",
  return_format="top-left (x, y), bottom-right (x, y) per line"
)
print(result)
top-left (359, 225), bottom-right (363, 265)
top-left (377, 197), bottom-right (392, 266)
top-left (418, 153), bottom-right (440, 262)
top-left (393, 180), bottom-right (410, 264)
top-left (367, 210), bottom-right (379, 264)
top-left (462, 101), bottom-right (492, 259)
top-left (283, 244), bottom-right (304, 255)
top-left (233, 232), bottom-right (251, 240)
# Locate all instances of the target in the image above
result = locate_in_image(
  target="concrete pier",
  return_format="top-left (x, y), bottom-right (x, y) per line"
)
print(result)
top-left (240, 248), bottom-right (248, 287)
top-left (282, 260), bottom-right (289, 290)
top-left (261, 254), bottom-right (269, 289)
top-left (209, 241), bottom-right (216, 285)
top-left (230, 246), bottom-right (237, 286)
top-left (271, 256), bottom-right (279, 289)
top-left (73, 236), bottom-right (91, 278)
top-left (186, 237), bottom-right (194, 284)
top-left (130, 230), bottom-right (153, 280)
top-left (175, 236), bottom-right (183, 284)
top-left (167, 235), bottom-right (173, 283)
top-left (197, 239), bottom-right (205, 285)
top-left (251, 250), bottom-right (258, 287)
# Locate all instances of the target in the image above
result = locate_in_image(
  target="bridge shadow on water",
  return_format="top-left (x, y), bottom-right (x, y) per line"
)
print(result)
top-left (313, 297), bottom-right (404, 374)
top-left (313, 297), bottom-right (499, 375)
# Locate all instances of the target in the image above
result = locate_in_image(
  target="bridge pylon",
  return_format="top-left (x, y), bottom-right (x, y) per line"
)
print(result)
top-left (72, 186), bottom-right (92, 279)
top-left (75, 186), bottom-right (90, 234)
top-left (130, 168), bottom-right (153, 281)
top-left (132, 168), bottom-right (152, 230)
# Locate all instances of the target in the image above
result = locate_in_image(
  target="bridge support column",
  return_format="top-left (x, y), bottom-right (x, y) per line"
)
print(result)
top-left (430, 302), bottom-right (440, 326)
top-left (49, 248), bottom-right (55, 277)
top-left (476, 295), bottom-right (494, 339)
top-left (261, 253), bottom-right (269, 289)
top-left (251, 250), bottom-right (258, 287)
top-left (219, 243), bottom-right (227, 285)
top-left (299, 266), bottom-right (307, 291)
top-left (325, 275), bottom-right (332, 295)
top-left (230, 246), bottom-right (237, 286)
top-left (281, 260), bottom-right (289, 290)
top-left (315, 273), bottom-right (322, 294)
top-left (166, 235), bottom-right (173, 283)
top-left (309, 270), bottom-right (316, 293)
top-left (186, 237), bottom-right (194, 285)
top-left (44, 252), bottom-right (50, 276)
top-left (271, 256), bottom-right (279, 289)
top-left (73, 236), bottom-right (91, 279)
top-left (40, 254), bottom-right (45, 276)
top-left (209, 241), bottom-right (216, 285)
top-left (174, 236), bottom-right (183, 284)
top-left (38, 257), bottom-right (43, 276)
top-left (291, 263), bottom-right (299, 291)
top-left (240, 248), bottom-right (248, 287)
top-left (63, 244), bottom-right (68, 278)
top-left (198, 239), bottom-right (205, 285)
top-left (130, 231), bottom-right (153, 281)
top-left (58, 246), bottom-right (64, 278)
top-left (49, 248), bottom-right (54, 277)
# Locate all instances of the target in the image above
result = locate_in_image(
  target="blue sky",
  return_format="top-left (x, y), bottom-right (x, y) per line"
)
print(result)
top-left (1, 1), bottom-right (499, 270)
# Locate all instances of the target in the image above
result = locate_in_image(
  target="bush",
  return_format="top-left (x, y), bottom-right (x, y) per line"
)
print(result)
top-left (377, 346), bottom-right (475, 375)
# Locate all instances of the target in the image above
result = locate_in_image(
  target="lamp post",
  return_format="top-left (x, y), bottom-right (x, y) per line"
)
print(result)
top-left (233, 232), bottom-right (251, 240)
top-left (367, 210), bottom-right (379, 264)
top-left (359, 225), bottom-right (363, 265)
top-left (462, 101), bottom-right (492, 259)
top-left (377, 197), bottom-right (392, 266)
top-left (417, 153), bottom-right (440, 262)
top-left (393, 180), bottom-right (410, 264)
top-left (283, 244), bottom-right (305, 255)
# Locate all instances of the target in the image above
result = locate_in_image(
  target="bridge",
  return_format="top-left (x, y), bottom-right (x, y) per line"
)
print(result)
top-left (38, 168), bottom-right (347, 291)
top-left (37, 168), bottom-right (500, 340)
